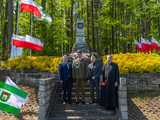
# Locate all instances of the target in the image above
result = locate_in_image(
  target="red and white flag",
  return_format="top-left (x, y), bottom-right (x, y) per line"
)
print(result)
top-left (25, 35), bottom-right (43, 51)
top-left (12, 34), bottom-right (44, 51)
top-left (135, 41), bottom-right (142, 52)
top-left (151, 37), bottom-right (159, 50)
top-left (141, 37), bottom-right (150, 53)
top-left (20, 0), bottom-right (42, 17)
top-left (12, 34), bottom-right (26, 47)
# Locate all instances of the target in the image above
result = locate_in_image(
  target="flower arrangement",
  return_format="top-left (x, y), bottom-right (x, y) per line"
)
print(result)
top-left (103, 53), bottom-right (160, 74)
top-left (1, 53), bottom-right (160, 74)
top-left (0, 56), bottom-right (61, 73)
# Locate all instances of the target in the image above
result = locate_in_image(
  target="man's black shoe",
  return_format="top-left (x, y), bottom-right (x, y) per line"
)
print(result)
top-left (68, 101), bottom-right (72, 104)
top-left (89, 101), bottom-right (93, 104)
top-left (75, 101), bottom-right (80, 104)
top-left (81, 101), bottom-right (85, 104)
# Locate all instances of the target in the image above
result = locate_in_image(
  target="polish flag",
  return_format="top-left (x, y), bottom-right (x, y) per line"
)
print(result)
top-left (156, 46), bottom-right (160, 52)
top-left (12, 34), bottom-right (44, 51)
top-left (12, 34), bottom-right (26, 46)
top-left (141, 37), bottom-right (151, 53)
top-left (135, 41), bottom-right (142, 52)
top-left (20, 0), bottom-right (42, 17)
top-left (150, 37), bottom-right (159, 50)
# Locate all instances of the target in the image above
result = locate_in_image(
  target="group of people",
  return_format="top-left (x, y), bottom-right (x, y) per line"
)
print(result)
top-left (59, 50), bottom-right (120, 111)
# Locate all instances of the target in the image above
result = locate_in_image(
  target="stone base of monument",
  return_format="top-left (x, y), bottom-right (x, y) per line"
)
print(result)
top-left (72, 42), bottom-right (90, 53)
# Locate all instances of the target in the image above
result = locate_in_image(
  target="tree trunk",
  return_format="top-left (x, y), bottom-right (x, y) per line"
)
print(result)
top-left (70, 0), bottom-right (74, 51)
top-left (91, 0), bottom-right (95, 50)
top-left (41, 0), bottom-right (46, 10)
top-left (2, 0), bottom-right (13, 60)
top-left (8, 0), bottom-right (13, 57)
top-left (2, 1), bottom-right (8, 60)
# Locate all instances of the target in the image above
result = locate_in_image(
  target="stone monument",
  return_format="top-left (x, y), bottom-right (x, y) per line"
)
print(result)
top-left (72, 18), bottom-right (89, 53)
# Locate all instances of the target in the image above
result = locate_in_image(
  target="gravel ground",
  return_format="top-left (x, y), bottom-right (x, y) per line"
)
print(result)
top-left (0, 85), bottom-right (39, 120)
top-left (0, 87), bottom-right (159, 120)
top-left (128, 91), bottom-right (160, 120)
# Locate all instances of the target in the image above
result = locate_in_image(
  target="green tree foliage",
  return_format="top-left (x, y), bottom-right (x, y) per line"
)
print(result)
top-left (18, 0), bottom-right (72, 56)
top-left (1, 0), bottom-right (160, 58)
top-left (98, 0), bottom-right (160, 54)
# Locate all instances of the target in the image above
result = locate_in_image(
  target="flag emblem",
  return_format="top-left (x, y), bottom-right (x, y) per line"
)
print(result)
top-left (0, 91), bottom-right (11, 102)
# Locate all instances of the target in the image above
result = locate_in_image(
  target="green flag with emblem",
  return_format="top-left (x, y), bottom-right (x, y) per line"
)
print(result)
top-left (0, 77), bottom-right (28, 116)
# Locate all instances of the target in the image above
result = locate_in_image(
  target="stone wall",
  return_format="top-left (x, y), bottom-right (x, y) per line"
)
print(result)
top-left (0, 69), bottom-right (56, 120)
top-left (119, 77), bottom-right (128, 120)
top-left (38, 78), bottom-right (56, 120)
top-left (119, 73), bottom-right (160, 120)
top-left (0, 69), bottom-right (54, 87)
top-left (1, 70), bottom-right (160, 120)
top-left (126, 73), bottom-right (160, 91)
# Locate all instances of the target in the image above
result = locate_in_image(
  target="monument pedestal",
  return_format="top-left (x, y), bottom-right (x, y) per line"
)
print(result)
top-left (73, 42), bottom-right (89, 53)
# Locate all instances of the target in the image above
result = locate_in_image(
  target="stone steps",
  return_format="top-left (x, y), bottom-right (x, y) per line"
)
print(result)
top-left (48, 81), bottom-right (120, 120)
top-left (48, 116), bottom-right (117, 120)
top-left (58, 86), bottom-right (97, 103)
top-left (58, 83), bottom-right (97, 99)
top-left (48, 104), bottom-right (119, 120)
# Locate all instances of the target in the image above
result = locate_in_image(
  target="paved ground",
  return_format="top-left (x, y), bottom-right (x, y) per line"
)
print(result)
top-left (0, 85), bottom-right (39, 120)
top-left (48, 103), bottom-right (119, 120)
top-left (0, 85), bottom-right (159, 120)
top-left (128, 91), bottom-right (160, 120)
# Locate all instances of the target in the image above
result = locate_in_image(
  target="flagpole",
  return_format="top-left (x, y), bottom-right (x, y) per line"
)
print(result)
top-left (30, 13), bottom-right (33, 56)
top-left (14, 0), bottom-right (20, 58)
top-left (15, 0), bottom-right (19, 34)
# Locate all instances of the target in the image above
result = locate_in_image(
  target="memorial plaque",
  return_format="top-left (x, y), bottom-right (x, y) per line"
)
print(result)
top-left (73, 18), bottom-right (89, 53)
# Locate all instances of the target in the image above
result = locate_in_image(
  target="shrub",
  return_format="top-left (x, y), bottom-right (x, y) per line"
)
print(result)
top-left (1, 53), bottom-right (160, 74)
top-left (0, 56), bottom-right (61, 73)
top-left (103, 53), bottom-right (160, 74)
